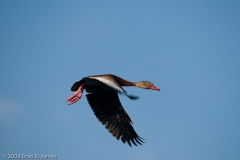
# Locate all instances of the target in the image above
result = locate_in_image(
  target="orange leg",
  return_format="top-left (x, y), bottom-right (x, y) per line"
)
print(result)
top-left (66, 84), bottom-right (85, 105)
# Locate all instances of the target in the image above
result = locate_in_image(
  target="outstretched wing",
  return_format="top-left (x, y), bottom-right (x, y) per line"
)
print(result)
top-left (86, 90), bottom-right (144, 147)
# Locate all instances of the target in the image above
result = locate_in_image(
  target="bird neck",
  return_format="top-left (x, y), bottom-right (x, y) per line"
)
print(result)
top-left (134, 82), bottom-right (143, 88)
top-left (113, 75), bottom-right (136, 86)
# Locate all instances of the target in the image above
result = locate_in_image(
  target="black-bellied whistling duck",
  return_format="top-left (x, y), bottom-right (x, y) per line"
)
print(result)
top-left (66, 74), bottom-right (160, 147)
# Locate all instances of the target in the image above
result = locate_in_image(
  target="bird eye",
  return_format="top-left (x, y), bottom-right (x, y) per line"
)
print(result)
top-left (148, 82), bottom-right (151, 85)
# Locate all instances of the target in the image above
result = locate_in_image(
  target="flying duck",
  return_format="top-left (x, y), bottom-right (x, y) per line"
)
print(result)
top-left (66, 74), bottom-right (160, 147)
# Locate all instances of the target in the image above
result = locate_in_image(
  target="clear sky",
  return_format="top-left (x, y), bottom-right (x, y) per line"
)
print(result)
top-left (0, 1), bottom-right (240, 160)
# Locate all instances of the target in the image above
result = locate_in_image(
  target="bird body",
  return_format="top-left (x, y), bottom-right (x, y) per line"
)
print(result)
top-left (66, 74), bottom-right (160, 146)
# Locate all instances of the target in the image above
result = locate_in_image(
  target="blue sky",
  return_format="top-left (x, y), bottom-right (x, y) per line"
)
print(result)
top-left (0, 1), bottom-right (240, 159)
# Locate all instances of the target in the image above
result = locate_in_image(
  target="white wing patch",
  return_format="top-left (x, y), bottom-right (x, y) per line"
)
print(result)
top-left (89, 77), bottom-right (126, 94)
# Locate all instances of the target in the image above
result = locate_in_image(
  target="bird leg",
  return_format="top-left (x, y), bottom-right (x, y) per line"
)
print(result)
top-left (66, 84), bottom-right (85, 105)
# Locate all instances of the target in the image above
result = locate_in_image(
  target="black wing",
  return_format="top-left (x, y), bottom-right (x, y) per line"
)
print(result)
top-left (86, 90), bottom-right (144, 147)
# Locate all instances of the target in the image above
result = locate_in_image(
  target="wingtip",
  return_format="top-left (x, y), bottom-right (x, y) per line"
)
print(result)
top-left (127, 94), bottom-right (139, 100)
